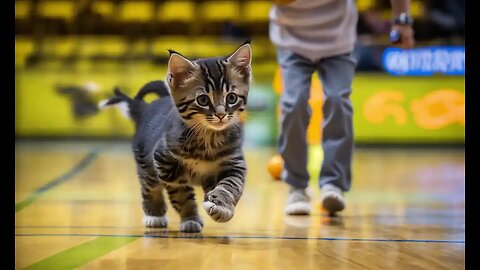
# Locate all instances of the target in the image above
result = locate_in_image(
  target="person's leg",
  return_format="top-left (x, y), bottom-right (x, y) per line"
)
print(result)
top-left (276, 48), bottom-right (316, 215)
top-left (316, 53), bottom-right (356, 213)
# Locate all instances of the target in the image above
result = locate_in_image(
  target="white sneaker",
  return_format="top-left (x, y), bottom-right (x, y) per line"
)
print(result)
top-left (321, 184), bottom-right (345, 213)
top-left (285, 187), bottom-right (311, 215)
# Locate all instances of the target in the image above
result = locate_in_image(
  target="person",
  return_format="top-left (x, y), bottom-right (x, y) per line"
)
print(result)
top-left (269, 0), bottom-right (415, 215)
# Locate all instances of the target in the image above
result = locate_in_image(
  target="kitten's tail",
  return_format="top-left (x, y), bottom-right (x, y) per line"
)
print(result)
top-left (98, 80), bottom-right (170, 121)
top-left (133, 80), bottom-right (170, 101)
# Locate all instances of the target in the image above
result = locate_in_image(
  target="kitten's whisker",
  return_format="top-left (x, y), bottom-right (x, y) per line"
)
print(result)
top-left (233, 122), bottom-right (242, 133)
top-left (180, 122), bottom-right (201, 156)
top-left (200, 122), bottom-right (210, 158)
top-left (185, 125), bottom-right (202, 156)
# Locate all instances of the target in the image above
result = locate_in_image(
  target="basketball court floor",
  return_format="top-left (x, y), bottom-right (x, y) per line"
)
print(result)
top-left (15, 141), bottom-right (465, 269)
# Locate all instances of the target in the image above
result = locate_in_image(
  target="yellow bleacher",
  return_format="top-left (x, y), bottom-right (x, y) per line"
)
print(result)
top-left (242, 1), bottom-right (271, 22)
top-left (357, 0), bottom-right (375, 12)
top-left (200, 1), bottom-right (240, 21)
top-left (15, 0), bottom-right (30, 19)
top-left (410, 0), bottom-right (424, 18)
top-left (37, 0), bottom-right (75, 20)
top-left (53, 37), bottom-right (76, 58)
top-left (76, 37), bottom-right (106, 58)
top-left (151, 35), bottom-right (272, 60)
top-left (152, 36), bottom-right (194, 57)
top-left (15, 37), bottom-right (34, 67)
top-left (157, 1), bottom-right (195, 22)
top-left (51, 36), bottom-right (129, 60)
top-left (14, 36), bottom-right (273, 67)
top-left (17, 0), bottom-right (430, 67)
top-left (92, 0), bottom-right (115, 18)
top-left (95, 36), bottom-right (128, 57)
top-left (129, 40), bottom-right (150, 56)
top-left (118, 1), bottom-right (154, 22)
top-left (192, 37), bottom-right (240, 57)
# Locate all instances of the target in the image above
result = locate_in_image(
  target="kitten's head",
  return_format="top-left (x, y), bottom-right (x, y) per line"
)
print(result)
top-left (166, 41), bottom-right (252, 132)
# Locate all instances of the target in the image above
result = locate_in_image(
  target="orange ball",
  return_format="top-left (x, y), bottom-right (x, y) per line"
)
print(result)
top-left (267, 155), bottom-right (283, 180)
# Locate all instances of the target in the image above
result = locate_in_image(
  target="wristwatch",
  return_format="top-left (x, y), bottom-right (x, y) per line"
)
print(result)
top-left (390, 13), bottom-right (413, 43)
top-left (393, 13), bottom-right (414, 26)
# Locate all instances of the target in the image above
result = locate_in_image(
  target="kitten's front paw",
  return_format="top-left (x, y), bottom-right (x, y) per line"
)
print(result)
top-left (143, 215), bottom-right (168, 228)
top-left (203, 200), bottom-right (234, 223)
top-left (180, 220), bottom-right (203, 233)
top-left (180, 216), bottom-right (203, 233)
top-left (203, 201), bottom-right (234, 222)
top-left (203, 188), bottom-right (235, 222)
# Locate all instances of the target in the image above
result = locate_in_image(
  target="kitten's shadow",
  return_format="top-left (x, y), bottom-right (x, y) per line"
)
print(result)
top-left (143, 228), bottom-right (205, 239)
top-left (143, 229), bottom-right (234, 245)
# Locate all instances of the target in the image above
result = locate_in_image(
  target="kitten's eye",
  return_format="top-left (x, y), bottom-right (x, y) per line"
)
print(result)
top-left (196, 95), bottom-right (210, 106)
top-left (226, 93), bottom-right (238, 104)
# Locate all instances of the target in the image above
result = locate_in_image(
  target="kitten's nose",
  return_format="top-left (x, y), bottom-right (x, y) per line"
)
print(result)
top-left (215, 113), bottom-right (226, 120)
top-left (215, 105), bottom-right (226, 120)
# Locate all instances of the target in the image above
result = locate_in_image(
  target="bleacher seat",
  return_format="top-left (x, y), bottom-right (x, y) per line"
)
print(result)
top-left (15, 0), bottom-right (30, 19)
top-left (118, 1), bottom-right (154, 22)
top-left (15, 0), bottom-right (31, 35)
top-left (200, 1), bottom-right (240, 21)
top-left (37, 0), bottom-right (75, 20)
top-left (15, 37), bottom-right (34, 67)
top-left (92, 0), bottom-right (115, 18)
top-left (242, 1), bottom-right (270, 22)
top-left (158, 1), bottom-right (195, 22)
top-left (15, 0), bottom-right (436, 67)
top-left (357, 0), bottom-right (375, 12)
top-left (410, 0), bottom-right (424, 18)
top-left (155, 1), bottom-right (195, 35)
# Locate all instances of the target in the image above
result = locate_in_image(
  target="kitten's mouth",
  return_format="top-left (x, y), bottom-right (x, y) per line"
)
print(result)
top-left (208, 121), bottom-right (229, 131)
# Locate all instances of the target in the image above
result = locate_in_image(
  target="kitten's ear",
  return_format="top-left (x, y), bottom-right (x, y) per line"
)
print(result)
top-left (167, 50), bottom-right (195, 87)
top-left (227, 42), bottom-right (252, 69)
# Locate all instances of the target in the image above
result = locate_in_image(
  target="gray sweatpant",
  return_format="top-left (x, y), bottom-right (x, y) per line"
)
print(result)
top-left (276, 48), bottom-right (356, 191)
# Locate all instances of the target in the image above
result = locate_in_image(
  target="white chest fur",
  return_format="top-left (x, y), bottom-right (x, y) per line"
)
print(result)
top-left (182, 159), bottom-right (221, 183)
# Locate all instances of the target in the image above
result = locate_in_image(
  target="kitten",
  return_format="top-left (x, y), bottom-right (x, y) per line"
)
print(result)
top-left (101, 41), bottom-right (252, 233)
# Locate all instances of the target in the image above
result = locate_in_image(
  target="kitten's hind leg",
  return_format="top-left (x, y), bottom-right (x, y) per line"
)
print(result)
top-left (165, 184), bottom-right (203, 233)
top-left (141, 183), bottom-right (168, 228)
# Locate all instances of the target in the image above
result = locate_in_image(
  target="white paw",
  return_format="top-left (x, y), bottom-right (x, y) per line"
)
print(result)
top-left (180, 220), bottom-right (203, 233)
top-left (143, 215), bottom-right (168, 228)
top-left (203, 201), bottom-right (234, 223)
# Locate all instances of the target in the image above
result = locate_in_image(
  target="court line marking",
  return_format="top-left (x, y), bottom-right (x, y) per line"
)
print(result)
top-left (14, 224), bottom-right (466, 230)
top-left (21, 236), bottom-right (137, 270)
top-left (15, 149), bottom-right (100, 213)
top-left (15, 233), bottom-right (465, 244)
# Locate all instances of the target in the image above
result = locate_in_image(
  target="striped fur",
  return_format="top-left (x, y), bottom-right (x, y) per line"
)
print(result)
top-left (102, 42), bottom-right (252, 233)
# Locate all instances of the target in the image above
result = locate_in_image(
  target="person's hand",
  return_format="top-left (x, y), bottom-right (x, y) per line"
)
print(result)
top-left (391, 24), bottom-right (415, 49)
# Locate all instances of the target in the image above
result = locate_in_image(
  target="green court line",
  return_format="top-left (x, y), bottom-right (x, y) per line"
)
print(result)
top-left (15, 149), bottom-right (100, 213)
top-left (22, 236), bottom-right (138, 270)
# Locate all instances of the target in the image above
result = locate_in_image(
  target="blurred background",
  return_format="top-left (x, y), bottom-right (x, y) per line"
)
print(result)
top-left (15, 0), bottom-right (465, 146)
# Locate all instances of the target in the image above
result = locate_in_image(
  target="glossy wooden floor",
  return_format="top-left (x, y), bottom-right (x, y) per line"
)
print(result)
top-left (15, 141), bottom-right (465, 270)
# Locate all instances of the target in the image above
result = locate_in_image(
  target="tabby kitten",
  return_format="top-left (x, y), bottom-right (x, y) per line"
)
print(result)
top-left (101, 42), bottom-right (252, 233)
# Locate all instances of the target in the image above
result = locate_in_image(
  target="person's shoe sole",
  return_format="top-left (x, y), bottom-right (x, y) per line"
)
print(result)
top-left (285, 202), bottom-right (311, 215)
top-left (321, 191), bottom-right (345, 213)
